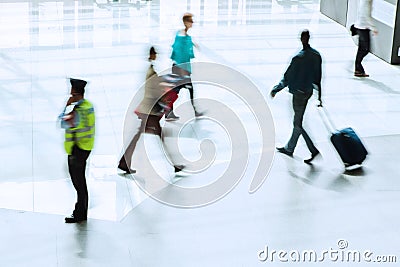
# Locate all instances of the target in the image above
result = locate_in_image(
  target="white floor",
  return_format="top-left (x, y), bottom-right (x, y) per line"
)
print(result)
top-left (1, 0), bottom-right (400, 266)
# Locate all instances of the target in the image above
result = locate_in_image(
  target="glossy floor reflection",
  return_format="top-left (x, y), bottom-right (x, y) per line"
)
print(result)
top-left (1, 0), bottom-right (400, 266)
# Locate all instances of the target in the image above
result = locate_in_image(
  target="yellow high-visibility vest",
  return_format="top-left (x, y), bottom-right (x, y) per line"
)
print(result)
top-left (64, 99), bottom-right (95, 155)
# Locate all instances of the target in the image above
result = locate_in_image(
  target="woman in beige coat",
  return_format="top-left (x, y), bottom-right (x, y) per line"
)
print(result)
top-left (118, 47), bottom-right (183, 174)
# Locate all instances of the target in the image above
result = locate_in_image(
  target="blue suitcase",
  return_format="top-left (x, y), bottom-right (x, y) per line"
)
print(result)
top-left (330, 127), bottom-right (368, 166)
top-left (319, 108), bottom-right (368, 167)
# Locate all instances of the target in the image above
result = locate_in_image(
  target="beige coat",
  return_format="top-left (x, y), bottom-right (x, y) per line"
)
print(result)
top-left (135, 64), bottom-right (164, 116)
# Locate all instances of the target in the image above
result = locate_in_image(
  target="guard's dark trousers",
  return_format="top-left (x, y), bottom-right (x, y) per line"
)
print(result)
top-left (68, 145), bottom-right (91, 219)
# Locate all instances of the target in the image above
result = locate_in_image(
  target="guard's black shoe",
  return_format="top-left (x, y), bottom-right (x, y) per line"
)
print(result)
top-left (65, 214), bottom-right (87, 223)
top-left (304, 151), bottom-right (320, 164)
top-left (276, 147), bottom-right (293, 157)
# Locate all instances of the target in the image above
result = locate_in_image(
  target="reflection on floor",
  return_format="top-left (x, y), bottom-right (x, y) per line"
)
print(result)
top-left (1, 0), bottom-right (400, 266)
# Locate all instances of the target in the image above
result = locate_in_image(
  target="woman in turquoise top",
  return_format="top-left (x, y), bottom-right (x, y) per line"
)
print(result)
top-left (167, 12), bottom-right (203, 120)
top-left (171, 31), bottom-right (195, 74)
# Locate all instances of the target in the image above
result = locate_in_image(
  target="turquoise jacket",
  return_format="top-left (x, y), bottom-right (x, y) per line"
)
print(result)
top-left (171, 31), bottom-right (195, 73)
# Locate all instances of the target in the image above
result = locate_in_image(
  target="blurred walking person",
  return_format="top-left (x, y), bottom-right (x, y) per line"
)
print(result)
top-left (118, 47), bottom-right (185, 174)
top-left (166, 12), bottom-right (203, 121)
top-left (270, 30), bottom-right (322, 164)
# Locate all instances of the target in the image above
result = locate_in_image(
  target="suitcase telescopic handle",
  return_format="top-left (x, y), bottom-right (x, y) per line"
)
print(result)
top-left (317, 106), bottom-right (337, 133)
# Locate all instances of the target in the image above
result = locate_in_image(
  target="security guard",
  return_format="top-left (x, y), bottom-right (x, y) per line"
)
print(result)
top-left (60, 78), bottom-right (95, 223)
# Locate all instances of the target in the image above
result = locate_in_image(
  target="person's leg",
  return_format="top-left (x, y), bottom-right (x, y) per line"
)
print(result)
top-left (69, 145), bottom-right (91, 219)
top-left (302, 126), bottom-right (320, 164)
top-left (289, 95), bottom-right (319, 163)
top-left (285, 94), bottom-right (308, 153)
top-left (355, 29), bottom-right (370, 74)
top-left (167, 65), bottom-right (203, 118)
top-left (301, 128), bottom-right (318, 155)
top-left (185, 81), bottom-right (203, 116)
top-left (68, 154), bottom-right (77, 190)
top-left (175, 68), bottom-right (195, 109)
top-left (145, 115), bottom-right (162, 137)
top-left (118, 116), bottom-right (145, 171)
top-left (186, 82), bottom-right (194, 107)
top-left (150, 115), bottom-right (185, 172)
top-left (166, 65), bottom-right (185, 120)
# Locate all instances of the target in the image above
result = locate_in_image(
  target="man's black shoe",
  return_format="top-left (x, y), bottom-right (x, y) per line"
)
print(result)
top-left (65, 214), bottom-right (87, 223)
top-left (304, 151), bottom-right (320, 164)
top-left (276, 147), bottom-right (293, 157)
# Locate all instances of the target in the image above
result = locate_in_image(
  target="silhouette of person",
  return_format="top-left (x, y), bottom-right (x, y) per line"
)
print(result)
top-left (270, 30), bottom-right (322, 164)
top-left (353, 0), bottom-right (377, 77)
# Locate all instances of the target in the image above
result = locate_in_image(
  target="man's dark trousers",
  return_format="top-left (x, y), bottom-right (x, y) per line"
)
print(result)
top-left (68, 145), bottom-right (91, 219)
top-left (286, 93), bottom-right (318, 155)
top-left (355, 29), bottom-right (370, 73)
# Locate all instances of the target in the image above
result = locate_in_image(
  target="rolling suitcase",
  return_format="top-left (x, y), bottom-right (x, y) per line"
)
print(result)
top-left (330, 127), bottom-right (368, 166)
top-left (319, 107), bottom-right (368, 167)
